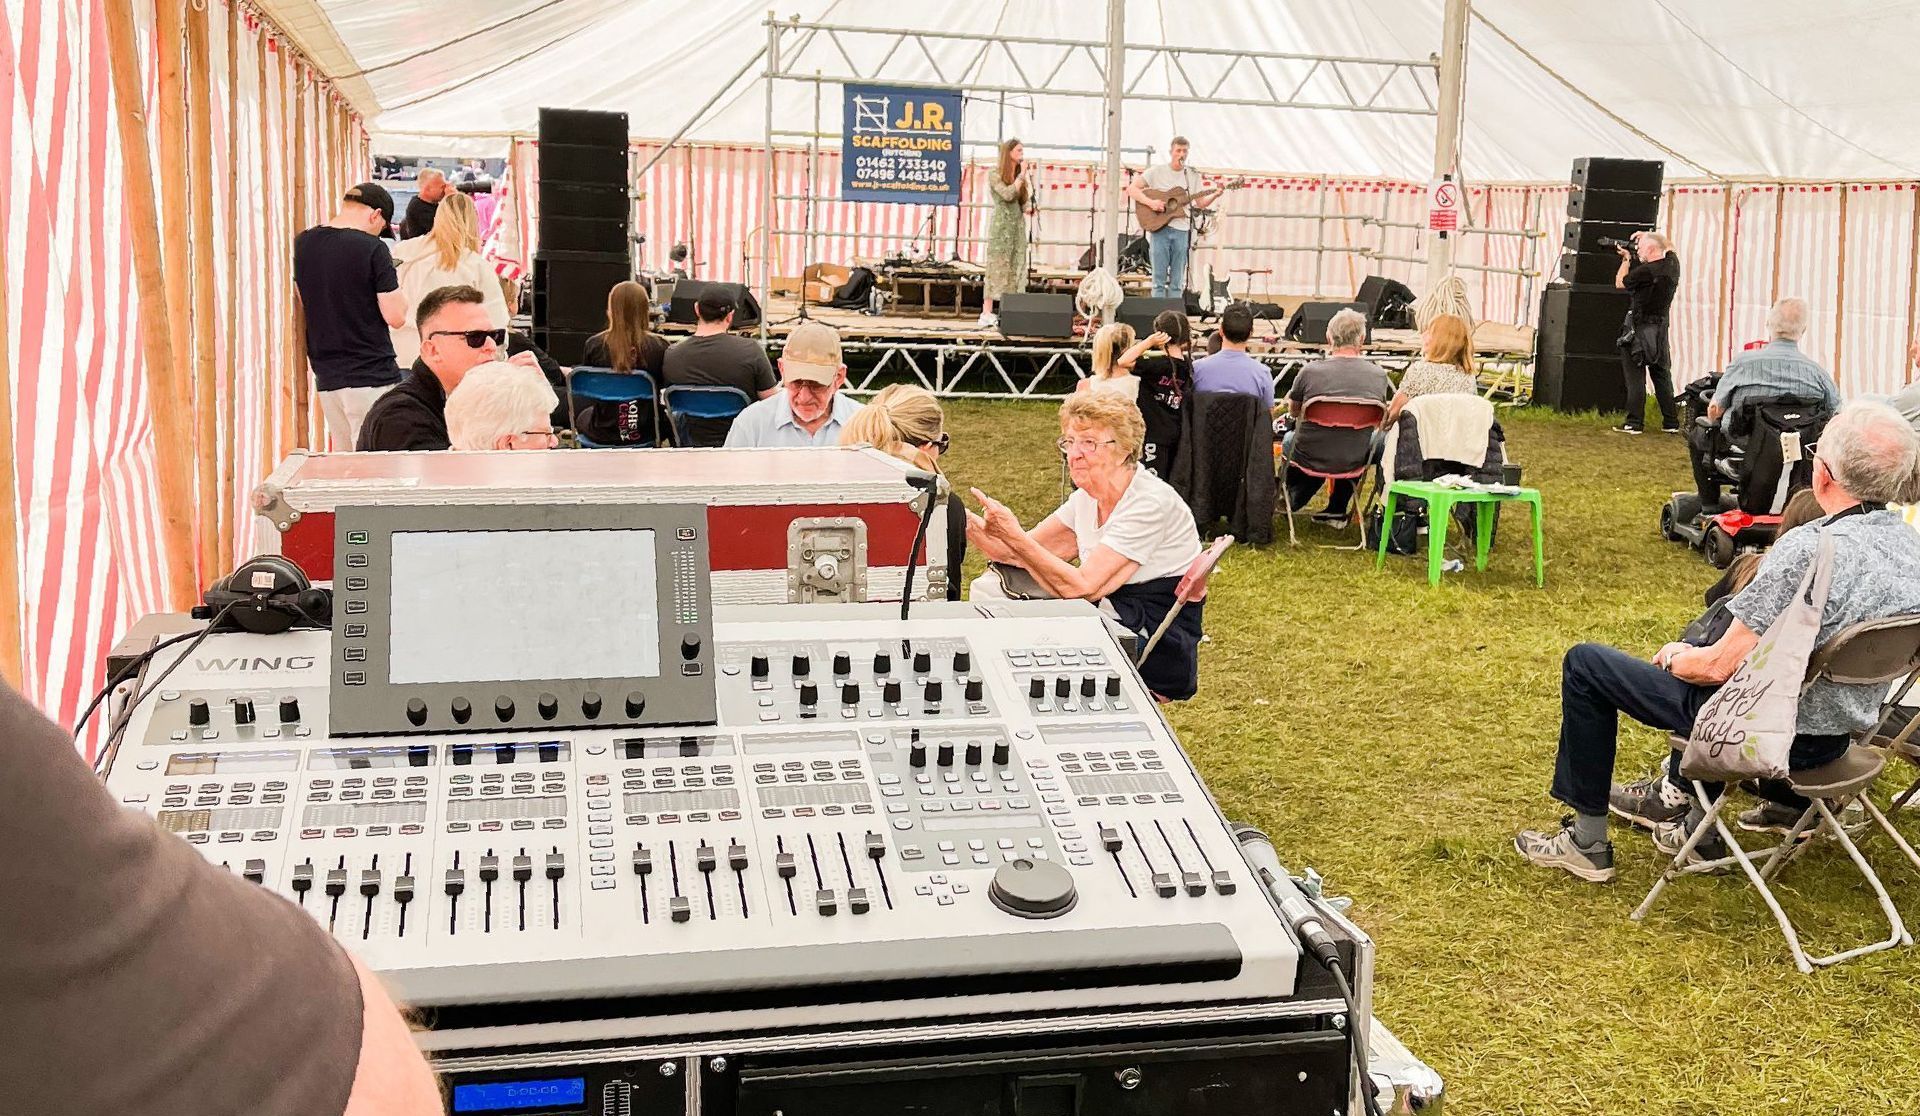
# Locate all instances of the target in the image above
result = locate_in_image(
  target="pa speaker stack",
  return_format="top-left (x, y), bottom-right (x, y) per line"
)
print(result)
top-left (533, 107), bottom-right (631, 364)
top-left (1535, 156), bottom-right (1664, 412)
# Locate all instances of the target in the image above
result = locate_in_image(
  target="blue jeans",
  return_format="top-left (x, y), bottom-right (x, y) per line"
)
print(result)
top-left (1550, 643), bottom-right (1849, 817)
top-left (1147, 225), bottom-right (1190, 299)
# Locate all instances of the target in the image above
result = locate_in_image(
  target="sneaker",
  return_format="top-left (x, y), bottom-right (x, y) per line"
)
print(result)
top-left (1609, 772), bottom-right (1691, 830)
top-left (1651, 817), bottom-right (1730, 867)
top-left (1613, 425), bottom-right (1644, 435)
top-left (1515, 817), bottom-right (1616, 882)
top-left (977, 311), bottom-right (998, 329)
top-left (1737, 801), bottom-right (1809, 835)
top-left (1311, 511), bottom-right (1350, 529)
top-left (1662, 424), bottom-right (1682, 434)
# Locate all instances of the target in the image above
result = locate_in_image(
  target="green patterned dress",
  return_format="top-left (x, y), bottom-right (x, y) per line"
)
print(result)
top-left (984, 172), bottom-right (1030, 305)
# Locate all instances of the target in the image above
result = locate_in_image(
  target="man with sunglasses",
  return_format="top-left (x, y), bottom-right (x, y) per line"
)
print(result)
top-left (358, 285), bottom-right (541, 452)
top-left (723, 321), bottom-right (864, 448)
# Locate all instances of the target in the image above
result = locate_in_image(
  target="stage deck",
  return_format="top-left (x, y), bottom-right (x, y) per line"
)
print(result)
top-left (663, 297), bottom-right (1536, 359)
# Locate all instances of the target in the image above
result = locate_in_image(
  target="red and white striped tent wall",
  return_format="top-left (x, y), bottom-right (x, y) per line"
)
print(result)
top-left (5, 0), bottom-right (364, 750)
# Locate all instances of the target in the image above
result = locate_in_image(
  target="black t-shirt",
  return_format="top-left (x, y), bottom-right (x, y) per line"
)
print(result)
top-left (0, 683), bottom-right (361, 1115)
top-left (662, 333), bottom-right (777, 396)
top-left (575, 332), bottom-right (671, 444)
top-left (292, 225), bottom-right (403, 392)
top-left (1623, 253), bottom-right (1680, 321)
top-left (1135, 353), bottom-right (1192, 480)
top-left (356, 363), bottom-right (449, 451)
top-left (400, 193), bottom-right (438, 240)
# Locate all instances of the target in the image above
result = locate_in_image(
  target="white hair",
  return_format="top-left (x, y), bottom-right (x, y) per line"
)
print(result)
top-left (1766, 296), bottom-right (1809, 341)
top-left (1325, 308), bottom-right (1368, 351)
top-left (418, 167), bottom-right (446, 184)
top-left (445, 363), bottom-right (559, 450)
top-left (1640, 231), bottom-right (1671, 253)
top-left (1819, 399), bottom-right (1920, 505)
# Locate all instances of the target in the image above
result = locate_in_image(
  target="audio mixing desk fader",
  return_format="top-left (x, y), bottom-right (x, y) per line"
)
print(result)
top-left (99, 501), bottom-right (1390, 1115)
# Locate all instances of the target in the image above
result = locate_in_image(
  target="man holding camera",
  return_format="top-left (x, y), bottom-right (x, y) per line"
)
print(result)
top-left (1613, 230), bottom-right (1681, 434)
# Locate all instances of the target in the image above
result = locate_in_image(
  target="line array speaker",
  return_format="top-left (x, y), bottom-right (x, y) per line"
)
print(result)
top-left (1534, 285), bottom-right (1631, 413)
top-left (1570, 156), bottom-right (1665, 195)
top-left (535, 107), bottom-right (632, 346)
top-left (1566, 187), bottom-right (1662, 224)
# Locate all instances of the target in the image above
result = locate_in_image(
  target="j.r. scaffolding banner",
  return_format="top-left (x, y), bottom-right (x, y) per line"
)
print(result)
top-left (841, 83), bottom-right (963, 206)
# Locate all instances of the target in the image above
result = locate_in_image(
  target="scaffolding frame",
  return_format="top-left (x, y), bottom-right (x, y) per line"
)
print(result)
top-left (757, 16), bottom-right (1446, 326)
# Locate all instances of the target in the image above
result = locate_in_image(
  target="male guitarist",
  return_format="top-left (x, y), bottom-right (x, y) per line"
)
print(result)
top-left (1125, 136), bottom-right (1226, 299)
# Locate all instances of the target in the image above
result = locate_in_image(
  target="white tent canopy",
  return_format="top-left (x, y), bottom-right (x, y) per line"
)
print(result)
top-left (270, 0), bottom-right (1920, 181)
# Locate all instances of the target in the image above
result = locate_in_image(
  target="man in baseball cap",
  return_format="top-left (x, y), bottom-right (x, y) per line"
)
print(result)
top-left (292, 181), bottom-right (406, 448)
top-left (723, 321), bottom-right (865, 447)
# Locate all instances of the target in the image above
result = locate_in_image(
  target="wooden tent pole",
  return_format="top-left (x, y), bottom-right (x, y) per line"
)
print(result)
top-left (1714, 186), bottom-right (1733, 366)
top-left (1907, 186), bottom-right (1920, 386)
top-left (104, 0), bottom-right (198, 609)
top-left (154, 0), bottom-right (196, 588)
top-left (0, 191), bottom-right (23, 686)
top-left (187, 0), bottom-right (220, 581)
top-left (288, 71), bottom-right (310, 451)
top-left (279, 63), bottom-right (301, 456)
top-left (1769, 184), bottom-right (1786, 303)
top-left (1833, 186), bottom-right (1849, 393)
top-left (219, 0), bottom-right (239, 562)
top-left (255, 23), bottom-right (277, 478)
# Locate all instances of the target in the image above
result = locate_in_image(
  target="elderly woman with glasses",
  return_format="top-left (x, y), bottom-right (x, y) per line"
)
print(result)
top-left (967, 393), bottom-right (1206, 699)
top-left (445, 362), bottom-right (561, 451)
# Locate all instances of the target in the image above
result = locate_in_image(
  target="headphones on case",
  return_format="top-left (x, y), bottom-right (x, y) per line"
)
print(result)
top-left (196, 554), bottom-right (334, 634)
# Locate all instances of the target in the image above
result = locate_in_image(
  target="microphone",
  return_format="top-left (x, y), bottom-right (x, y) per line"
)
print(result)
top-left (1232, 823), bottom-right (1341, 971)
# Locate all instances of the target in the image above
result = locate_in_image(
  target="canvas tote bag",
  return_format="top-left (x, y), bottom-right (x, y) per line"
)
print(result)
top-left (1681, 534), bottom-right (1835, 783)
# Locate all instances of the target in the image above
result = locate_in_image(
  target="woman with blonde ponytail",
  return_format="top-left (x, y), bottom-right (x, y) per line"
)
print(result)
top-left (389, 191), bottom-right (509, 365)
top-left (1078, 322), bottom-right (1139, 400)
top-left (841, 384), bottom-right (963, 598)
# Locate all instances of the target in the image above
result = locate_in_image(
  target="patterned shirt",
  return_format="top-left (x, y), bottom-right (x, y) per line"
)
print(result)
top-left (1397, 359), bottom-right (1476, 400)
top-left (1712, 340), bottom-right (1840, 431)
top-left (1728, 509), bottom-right (1920, 734)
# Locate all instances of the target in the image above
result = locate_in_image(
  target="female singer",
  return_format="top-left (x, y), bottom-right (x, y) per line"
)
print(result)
top-left (980, 138), bottom-right (1034, 329)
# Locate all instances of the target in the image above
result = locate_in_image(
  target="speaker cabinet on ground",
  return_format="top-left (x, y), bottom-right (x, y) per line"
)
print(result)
top-left (1535, 285), bottom-right (1631, 413)
top-left (538, 107), bottom-right (628, 148)
top-left (1567, 187), bottom-right (1662, 224)
top-left (662, 280), bottom-right (762, 330)
top-left (1570, 156), bottom-right (1664, 195)
top-left (1115, 296), bottom-right (1186, 334)
top-left (1283, 301), bottom-right (1372, 346)
top-left (997, 293), bottom-right (1075, 339)
top-left (533, 251), bottom-right (630, 332)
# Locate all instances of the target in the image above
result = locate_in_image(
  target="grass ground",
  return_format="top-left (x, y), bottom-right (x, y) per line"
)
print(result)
top-left (937, 398), bottom-right (1920, 1116)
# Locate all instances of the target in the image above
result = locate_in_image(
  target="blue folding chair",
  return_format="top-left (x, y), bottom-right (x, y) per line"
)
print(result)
top-left (565, 367), bottom-right (660, 448)
top-left (662, 384), bottom-right (753, 448)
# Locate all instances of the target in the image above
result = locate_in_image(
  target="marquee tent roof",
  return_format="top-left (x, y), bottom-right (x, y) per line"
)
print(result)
top-left (266, 0), bottom-right (1920, 182)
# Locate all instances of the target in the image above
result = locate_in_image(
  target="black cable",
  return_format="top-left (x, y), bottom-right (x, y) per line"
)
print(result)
top-left (89, 603), bottom-right (237, 775)
top-left (72, 628), bottom-right (203, 748)
top-left (899, 472), bottom-right (941, 621)
top-left (1329, 960), bottom-right (1385, 1116)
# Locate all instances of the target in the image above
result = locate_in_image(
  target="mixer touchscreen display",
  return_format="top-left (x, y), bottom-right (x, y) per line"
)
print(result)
top-left (388, 529), bottom-right (661, 685)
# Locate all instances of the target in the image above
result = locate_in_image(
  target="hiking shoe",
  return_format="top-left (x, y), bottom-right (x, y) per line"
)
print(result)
top-left (1609, 772), bottom-right (1691, 830)
top-left (1515, 817), bottom-right (1616, 882)
top-left (1737, 801), bottom-right (1810, 835)
top-left (1651, 818), bottom-right (1730, 868)
top-left (1613, 425), bottom-right (1644, 435)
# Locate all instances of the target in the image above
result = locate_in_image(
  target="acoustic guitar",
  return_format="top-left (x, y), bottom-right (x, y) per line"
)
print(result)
top-left (1135, 177), bottom-right (1248, 233)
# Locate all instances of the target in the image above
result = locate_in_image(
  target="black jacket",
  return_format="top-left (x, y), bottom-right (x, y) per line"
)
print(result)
top-left (356, 362), bottom-right (448, 451)
top-left (1171, 391), bottom-right (1276, 545)
top-left (399, 194), bottom-right (438, 240)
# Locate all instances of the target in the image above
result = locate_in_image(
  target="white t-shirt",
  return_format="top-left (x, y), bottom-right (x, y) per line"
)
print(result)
top-left (1059, 465), bottom-right (1201, 584)
top-left (1083, 374), bottom-right (1141, 402)
top-left (1140, 163), bottom-right (1203, 231)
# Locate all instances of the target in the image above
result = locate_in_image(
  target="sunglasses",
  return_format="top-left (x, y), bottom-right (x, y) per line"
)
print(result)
top-left (429, 328), bottom-right (507, 349)
top-left (922, 432), bottom-right (951, 453)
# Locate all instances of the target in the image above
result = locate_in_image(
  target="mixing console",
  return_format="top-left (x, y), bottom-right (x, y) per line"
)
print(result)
top-left (102, 601), bottom-right (1301, 1048)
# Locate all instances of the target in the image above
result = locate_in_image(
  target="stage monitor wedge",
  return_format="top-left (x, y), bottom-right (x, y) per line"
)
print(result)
top-left (664, 280), bottom-right (762, 331)
top-left (998, 293), bottom-right (1076, 340)
top-left (1283, 301), bottom-right (1372, 346)
top-left (1116, 296), bottom-right (1186, 335)
top-left (1354, 275), bottom-right (1416, 328)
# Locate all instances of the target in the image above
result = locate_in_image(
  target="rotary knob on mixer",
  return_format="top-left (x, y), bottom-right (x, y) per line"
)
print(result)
top-left (913, 650), bottom-right (932, 674)
top-left (964, 740), bottom-right (982, 766)
top-left (883, 679), bottom-right (902, 704)
top-left (1028, 677), bottom-right (1045, 700)
top-left (1054, 676), bottom-right (1071, 699)
top-left (278, 696), bottom-right (301, 723)
top-left (833, 652), bottom-right (851, 676)
top-left (936, 740), bottom-right (955, 766)
top-left (924, 678), bottom-right (943, 703)
top-left (750, 654), bottom-right (769, 680)
top-left (953, 650), bottom-right (971, 673)
top-left (792, 652), bottom-right (811, 677)
top-left (840, 681), bottom-right (860, 707)
top-left (187, 698), bottom-right (210, 726)
top-left (231, 698), bottom-right (256, 725)
top-left (989, 857), bottom-right (1078, 919)
top-left (874, 651), bottom-right (892, 674)
top-left (965, 677), bottom-right (984, 702)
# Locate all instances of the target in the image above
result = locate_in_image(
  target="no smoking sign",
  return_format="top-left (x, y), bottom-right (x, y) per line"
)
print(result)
top-left (1428, 178), bottom-right (1461, 232)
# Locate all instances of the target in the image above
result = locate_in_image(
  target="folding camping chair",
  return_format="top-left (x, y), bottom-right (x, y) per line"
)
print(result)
top-left (565, 367), bottom-right (661, 448)
top-left (661, 384), bottom-right (753, 448)
top-left (1136, 535), bottom-right (1232, 669)
top-left (1631, 614), bottom-right (1920, 972)
top-left (1278, 396), bottom-right (1387, 547)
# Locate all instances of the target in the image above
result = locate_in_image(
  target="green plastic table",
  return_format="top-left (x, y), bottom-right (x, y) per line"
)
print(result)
top-left (1374, 479), bottom-right (1544, 587)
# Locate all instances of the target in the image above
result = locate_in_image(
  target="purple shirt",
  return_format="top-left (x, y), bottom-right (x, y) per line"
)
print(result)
top-left (1192, 349), bottom-right (1275, 410)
